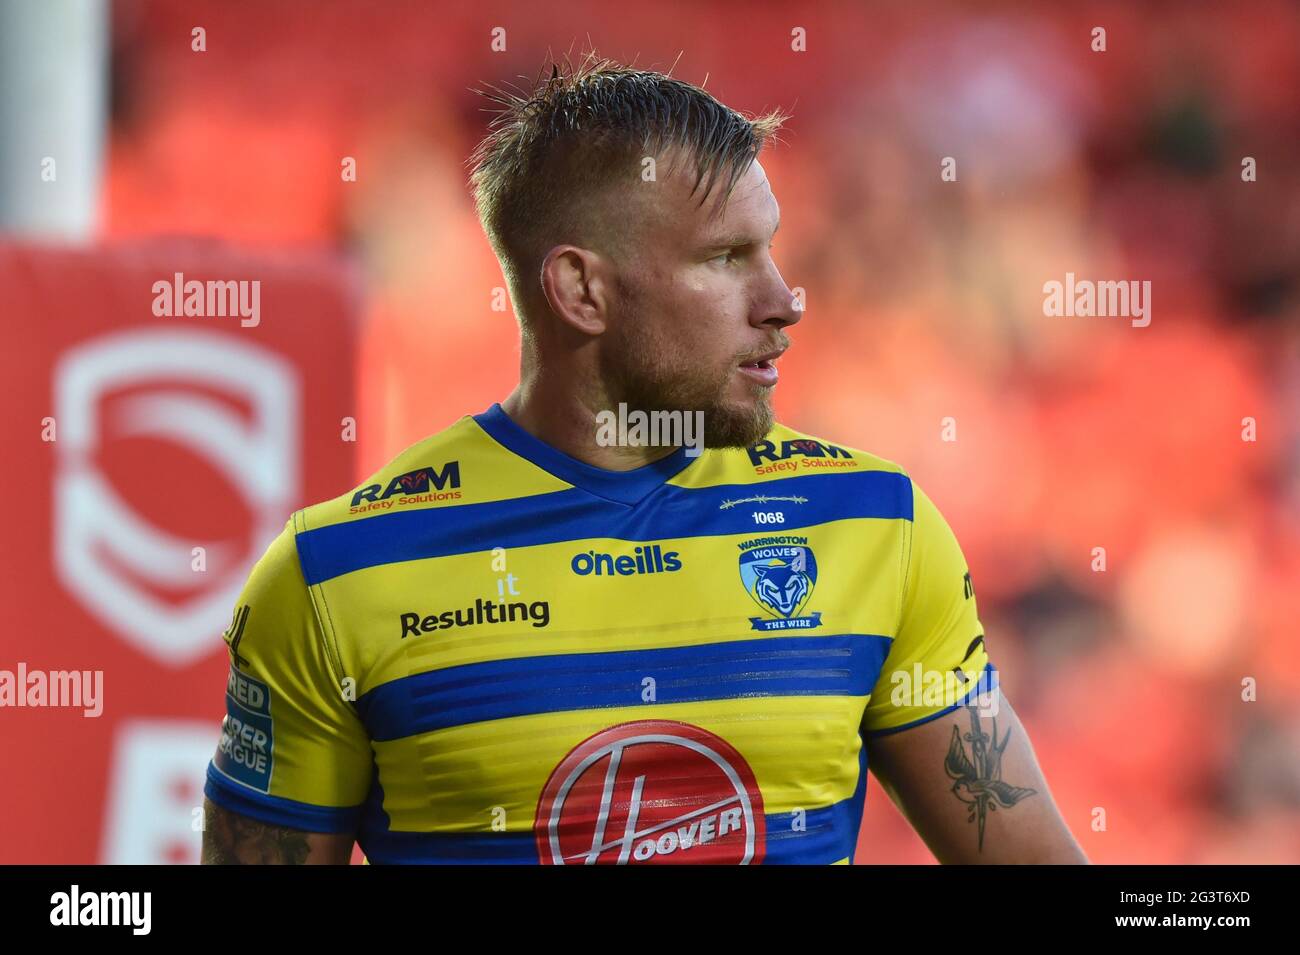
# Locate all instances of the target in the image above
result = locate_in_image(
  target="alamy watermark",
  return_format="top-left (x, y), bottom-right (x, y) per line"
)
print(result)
top-left (595, 403), bottom-right (704, 457)
top-left (888, 664), bottom-right (999, 717)
top-left (50, 885), bottom-right (150, 934)
top-left (151, 272), bottom-right (261, 327)
top-left (0, 663), bottom-right (103, 717)
top-left (1043, 272), bottom-right (1151, 327)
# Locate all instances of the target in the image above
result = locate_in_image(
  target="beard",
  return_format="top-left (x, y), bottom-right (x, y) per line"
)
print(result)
top-left (598, 291), bottom-right (778, 450)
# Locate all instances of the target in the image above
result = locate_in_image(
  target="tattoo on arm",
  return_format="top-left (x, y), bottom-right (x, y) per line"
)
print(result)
top-left (202, 800), bottom-right (311, 865)
top-left (942, 705), bottom-right (1038, 851)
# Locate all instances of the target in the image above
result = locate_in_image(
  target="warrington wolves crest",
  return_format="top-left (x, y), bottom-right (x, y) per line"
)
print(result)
top-left (738, 537), bottom-right (822, 631)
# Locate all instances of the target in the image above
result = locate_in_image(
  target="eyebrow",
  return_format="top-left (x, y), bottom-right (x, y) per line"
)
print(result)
top-left (700, 218), bottom-right (780, 251)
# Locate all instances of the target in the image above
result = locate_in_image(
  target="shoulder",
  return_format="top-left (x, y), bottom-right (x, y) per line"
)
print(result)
top-left (759, 420), bottom-right (910, 477)
top-left (293, 414), bottom-right (484, 532)
top-left (681, 419), bottom-right (915, 500)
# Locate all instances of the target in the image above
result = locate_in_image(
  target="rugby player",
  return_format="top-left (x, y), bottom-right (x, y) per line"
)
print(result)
top-left (201, 55), bottom-right (1087, 865)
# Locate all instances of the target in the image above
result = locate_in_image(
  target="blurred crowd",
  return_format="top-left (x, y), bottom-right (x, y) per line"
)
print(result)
top-left (102, 0), bottom-right (1300, 862)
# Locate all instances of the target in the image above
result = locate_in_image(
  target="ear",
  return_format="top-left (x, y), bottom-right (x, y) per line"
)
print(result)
top-left (539, 244), bottom-right (610, 336)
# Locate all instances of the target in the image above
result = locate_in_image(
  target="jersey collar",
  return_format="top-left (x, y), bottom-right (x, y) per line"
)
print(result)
top-left (472, 403), bottom-right (697, 506)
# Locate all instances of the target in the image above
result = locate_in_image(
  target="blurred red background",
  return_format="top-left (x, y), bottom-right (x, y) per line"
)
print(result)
top-left (2, 0), bottom-right (1297, 863)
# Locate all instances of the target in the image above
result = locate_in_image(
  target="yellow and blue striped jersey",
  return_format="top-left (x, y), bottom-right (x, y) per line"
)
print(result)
top-left (205, 403), bottom-right (996, 864)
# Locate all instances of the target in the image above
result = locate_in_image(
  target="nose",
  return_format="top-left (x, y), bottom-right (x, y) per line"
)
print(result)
top-left (753, 257), bottom-right (802, 331)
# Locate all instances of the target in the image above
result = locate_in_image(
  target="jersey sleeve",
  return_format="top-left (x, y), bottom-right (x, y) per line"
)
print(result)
top-left (204, 518), bottom-right (373, 832)
top-left (860, 479), bottom-right (998, 737)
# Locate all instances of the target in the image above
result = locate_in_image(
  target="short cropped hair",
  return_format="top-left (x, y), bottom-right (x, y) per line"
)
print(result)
top-left (468, 53), bottom-right (788, 321)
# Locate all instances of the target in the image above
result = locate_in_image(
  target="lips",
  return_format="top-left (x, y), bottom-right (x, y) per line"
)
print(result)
top-left (738, 348), bottom-right (784, 386)
top-left (739, 348), bottom-right (785, 369)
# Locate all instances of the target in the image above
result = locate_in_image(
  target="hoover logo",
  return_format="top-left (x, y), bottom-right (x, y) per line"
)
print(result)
top-left (535, 720), bottom-right (765, 865)
top-left (350, 462), bottom-right (461, 512)
top-left (738, 536), bottom-right (822, 631)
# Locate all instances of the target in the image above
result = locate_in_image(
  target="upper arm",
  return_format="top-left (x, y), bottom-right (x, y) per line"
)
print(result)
top-left (858, 480), bottom-right (1085, 863)
top-left (202, 520), bottom-right (372, 860)
top-left (865, 690), bottom-right (1086, 864)
top-left (201, 798), bottom-right (355, 864)
top-left (860, 479), bottom-right (994, 740)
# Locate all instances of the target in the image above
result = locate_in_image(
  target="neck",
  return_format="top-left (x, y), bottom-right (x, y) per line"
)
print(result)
top-left (499, 378), bottom-right (683, 472)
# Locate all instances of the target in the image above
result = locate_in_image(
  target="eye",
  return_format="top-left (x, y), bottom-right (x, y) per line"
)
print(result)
top-left (711, 248), bottom-right (740, 265)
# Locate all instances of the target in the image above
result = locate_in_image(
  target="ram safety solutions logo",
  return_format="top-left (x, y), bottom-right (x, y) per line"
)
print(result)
top-left (535, 720), bottom-right (766, 864)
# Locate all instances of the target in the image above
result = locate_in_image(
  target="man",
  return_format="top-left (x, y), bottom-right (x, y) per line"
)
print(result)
top-left (201, 55), bottom-right (1087, 865)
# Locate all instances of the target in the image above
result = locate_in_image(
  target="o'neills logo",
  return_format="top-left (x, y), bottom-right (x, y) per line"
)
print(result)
top-left (400, 597), bottom-right (550, 637)
top-left (351, 462), bottom-right (461, 513)
top-left (570, 545), bottom-right (682, 576)
top-left (535, 720), bottom-right (765, 865)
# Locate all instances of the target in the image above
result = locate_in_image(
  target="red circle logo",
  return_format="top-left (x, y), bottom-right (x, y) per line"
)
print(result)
top-left (534, 720), bottom-right (766, 864)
